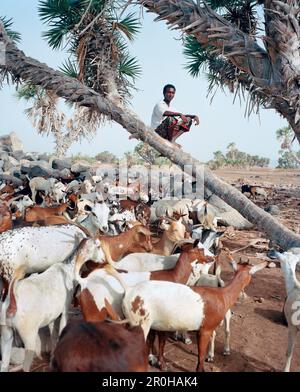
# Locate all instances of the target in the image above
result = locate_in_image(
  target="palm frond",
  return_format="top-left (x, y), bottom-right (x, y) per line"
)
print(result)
top-left (0, 16), bottom-right (21, 43)
top-left (59, 58), bottom-right (78, 78)
top-left (115, 13), bottom-right (141, 41)
top-left (15, 83), bottom-right (40, 101)
top-left (38, 0), bottom-right (83, 24)
top-left (119, 54), bottom-right (141, 79)
top-left (42, 23), bottom-right (70, 49)
top-left (183, 36), bottom-right (211, 77)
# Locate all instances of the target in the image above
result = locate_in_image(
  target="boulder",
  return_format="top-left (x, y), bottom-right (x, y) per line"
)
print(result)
top-left (265, 205), bottom-right (280, 216)
top-left (71, 162), bottom-right (90, 174)
top-left (28, 165), bottom-right (51, 178)
top-left (205, 191), bottom-right (253, 229)
top-left (0, 132), bottom-right (23, 152)
top-left (11, 150), bottom-right (26, 160)
top-left (0, 174), bottom-right (23, 186)
top-left (52, 158), bottom-right (72, 171)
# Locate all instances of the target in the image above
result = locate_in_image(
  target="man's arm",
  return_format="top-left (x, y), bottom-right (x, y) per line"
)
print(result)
top-left (164, 111), bottom-right (200, 125)
top-left (163, 110), bottom-right (188, 123)
top-left (185, 114), bottom-right (200, 125)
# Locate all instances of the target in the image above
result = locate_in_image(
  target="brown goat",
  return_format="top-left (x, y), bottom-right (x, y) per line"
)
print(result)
top-left (0, 203), bottom-right (13, 233)
top-left (24, 203), bottom-right (69, 223)
top-left (119, 199), bottom-right (151, 225)
top-left (99, 225), bottom-right (153, 261)
top-left (52, 321), bottom-right (148, 372)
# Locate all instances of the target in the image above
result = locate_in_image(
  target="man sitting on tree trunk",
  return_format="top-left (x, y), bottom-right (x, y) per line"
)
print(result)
top-left (151, 84), bottom-right (200, 147)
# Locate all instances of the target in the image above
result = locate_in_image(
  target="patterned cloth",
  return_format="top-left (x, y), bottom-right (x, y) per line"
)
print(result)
top-left (155, 116), bottom-right (193, 142)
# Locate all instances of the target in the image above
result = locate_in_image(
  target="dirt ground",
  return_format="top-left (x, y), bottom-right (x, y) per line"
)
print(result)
top-left (31, 168), bottom-right (300, 373)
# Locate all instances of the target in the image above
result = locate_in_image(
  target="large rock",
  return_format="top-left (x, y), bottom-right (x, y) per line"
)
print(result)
top-left (0, 151), bottom-right (9, 161)
top-left (28, 165), bottom-right (51, 178)
top-left (0, 174), bottom-right (23, 186)
top-left (52, 158), bottom-right (72, 171)
top-left (11, 150), bottom-right (26, 161)
top-left (0, 132), bottom-right (23, 152)
top-left (205, 191), bottom-right (253, 229)
top-left (71, 162), bottom-right (90, 174)
top-left (3, 156), bottom-right (20, 172)
top-left (265, 205), bottom-right (280, 216)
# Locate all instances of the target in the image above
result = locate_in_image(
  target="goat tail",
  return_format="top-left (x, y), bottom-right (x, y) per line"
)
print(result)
top-left (6, 265), bottom-right (26, 319)
top-left (104, 264), bottom-right (129, 292)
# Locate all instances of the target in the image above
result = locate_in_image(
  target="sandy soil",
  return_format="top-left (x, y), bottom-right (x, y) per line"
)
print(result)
top-left (30, 168), bottom-right (300, 372)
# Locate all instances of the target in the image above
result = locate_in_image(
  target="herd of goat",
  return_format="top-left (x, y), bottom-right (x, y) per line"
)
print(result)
top-left (0, 172), bottom-right (299, 372)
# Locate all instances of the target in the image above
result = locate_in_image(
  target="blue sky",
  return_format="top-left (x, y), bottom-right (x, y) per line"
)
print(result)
top-left (0, 0), bottom-right (287, 165)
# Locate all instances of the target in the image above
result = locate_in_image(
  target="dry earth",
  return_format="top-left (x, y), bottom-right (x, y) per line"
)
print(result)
top-left (30, 168), bottom-right (300, 372)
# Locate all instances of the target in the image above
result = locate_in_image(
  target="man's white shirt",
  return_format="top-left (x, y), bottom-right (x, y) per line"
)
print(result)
top-left (151, 100), bottom-right (178, 130)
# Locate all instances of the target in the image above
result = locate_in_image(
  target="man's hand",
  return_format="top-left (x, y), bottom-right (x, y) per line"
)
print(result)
top-left (180, 114), bottom-right (188, 123)
top-left (193, 115), bottom-right (200, 126)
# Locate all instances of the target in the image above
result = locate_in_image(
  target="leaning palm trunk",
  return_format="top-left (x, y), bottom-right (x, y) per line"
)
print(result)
top-left (0, 23), bottom-right (299, 249)
top-left (137, 0), bottom-right (300, 143)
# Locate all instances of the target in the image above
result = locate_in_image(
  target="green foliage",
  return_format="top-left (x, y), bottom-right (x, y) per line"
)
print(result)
top-left (0, 16), bottom-right (21, 43)
top-left (183, 1), bottom-right (264, 112)
top-left (71, 152), bottom-right (96, 164)
top-left (94, 150), bottom-right (118, 163)
top-left (276, 126), bottom-right (300, 168)
top-left (59, 59), bottom-right (79, 78)
top-left (15, 84), bottom-right (41, 101)
top-left (134, 142), bottom-right (171, 166)
top-left (208, 142), bottom-right (269, 169)
top-left (38, 0), bottom-right (141, 96)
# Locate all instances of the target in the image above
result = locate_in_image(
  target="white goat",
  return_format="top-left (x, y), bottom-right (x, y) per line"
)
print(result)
top-left (0, 225), bottom-right (86, 285)
top-left (29, 177), bottom-right (57, 203)
top-left (77, 201), bottom-right (110, 235)
top-left (0, 247), bottom-right (78, 372)
top-left (270, 250), bottom-right (300, 372)
top-left (74, 237), bottom-right (215, 276)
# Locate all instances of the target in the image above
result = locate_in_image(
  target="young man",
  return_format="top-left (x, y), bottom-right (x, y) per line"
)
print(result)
top-left (151, 84), bottom-right (200, 146)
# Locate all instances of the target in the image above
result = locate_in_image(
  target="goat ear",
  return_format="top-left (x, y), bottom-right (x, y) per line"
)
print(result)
top-left (249, 261), bottom-right (268, 275)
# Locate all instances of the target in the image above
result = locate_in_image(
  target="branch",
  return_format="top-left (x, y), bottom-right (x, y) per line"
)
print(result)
top-left (137, 0), bottom-right (275, 90)
top-left (1, 22), bottom-right (300, 249)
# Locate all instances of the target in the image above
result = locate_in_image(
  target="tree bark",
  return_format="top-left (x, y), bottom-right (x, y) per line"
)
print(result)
top-left (137, 0), bottom-right (300, 143)
top-left (1, 23), bottom-right (299, 249)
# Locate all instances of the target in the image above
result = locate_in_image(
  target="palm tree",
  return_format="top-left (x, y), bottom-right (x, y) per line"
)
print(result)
top-left (13, 0), bottom-right (141, 156)
top-left (38, 0), bottom-right (141, 102)
top-left (139, 0), bottom-right (300, 144)
top-left (1, 22), bottom-right (300, 250)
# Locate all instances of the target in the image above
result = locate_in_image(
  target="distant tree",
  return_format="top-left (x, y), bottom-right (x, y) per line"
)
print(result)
top-left (276, 126), bottom-right (300, 168)
top-left (134, 142), bottom-right (171, 166)
top-left (95, 151), bottom-right (118, 163)
top-left (122, 151), bottom-right (142, 167)
top-left (208, 143), bottom-right (269, 169)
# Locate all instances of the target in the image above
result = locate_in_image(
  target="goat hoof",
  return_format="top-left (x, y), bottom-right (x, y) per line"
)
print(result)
top-left (223, 350), bottom-right (231, 356)
top-left (183, 337), bottom-right (192, 345)
top-left (206, 356), bottom-right (214, 363)
top-left (148, 354), bottom-right (159, 367)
